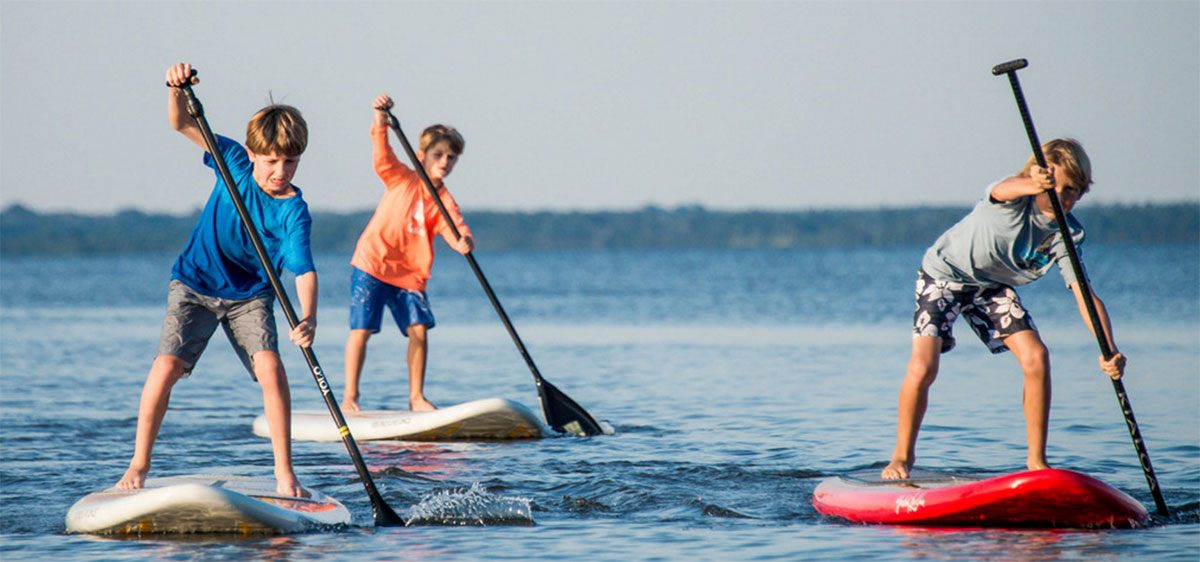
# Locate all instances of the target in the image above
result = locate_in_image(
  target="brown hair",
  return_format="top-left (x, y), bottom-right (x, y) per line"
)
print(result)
top-left (245, 104), bottom-right (308, 158)
top-left (1017, 138), bottom-right (1092, 194)
top-left (419, 124), bottom-right (464, 155)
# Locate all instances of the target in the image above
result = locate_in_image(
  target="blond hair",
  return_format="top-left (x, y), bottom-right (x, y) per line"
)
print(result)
top-left (419, 124), bottom-right (464, 155)
top-left (245, 104), bottom-right (307, 158)
top-left (1017, 138), bottom-right (1092, 194)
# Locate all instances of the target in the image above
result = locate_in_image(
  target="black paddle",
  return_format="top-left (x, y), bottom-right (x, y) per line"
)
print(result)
top-left (171, 71), bottom-right (404, 526)
top-left (992, 58), bottom-right (1169, 517)
top-left (380, 109), bottom-right (604, 437)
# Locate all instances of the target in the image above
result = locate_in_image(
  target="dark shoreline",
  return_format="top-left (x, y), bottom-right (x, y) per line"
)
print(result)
top-left (2, 202), bottom-right (1196, 256)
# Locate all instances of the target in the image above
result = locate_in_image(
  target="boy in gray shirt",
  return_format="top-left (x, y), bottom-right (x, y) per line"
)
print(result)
top-left (882, 138), bottom-right (1127, 480)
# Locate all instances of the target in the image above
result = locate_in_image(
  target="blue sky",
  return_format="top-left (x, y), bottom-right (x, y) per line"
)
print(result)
top-left (2, 1), bottom-right (1196, 214)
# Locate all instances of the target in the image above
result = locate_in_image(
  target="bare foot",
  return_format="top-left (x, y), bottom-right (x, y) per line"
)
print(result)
top-left (116, 465), bottom-right (148, 490)
top-left (1026, 458), bottom-right (1050, 472)
top-left (343, 398), bottom-right (361, 412)
top-left (409, 397), bottom-right (436, 412)
top-left (881, 459), bottom-right (912, 480)
top-left (276, 472), bottom-right (310, 498)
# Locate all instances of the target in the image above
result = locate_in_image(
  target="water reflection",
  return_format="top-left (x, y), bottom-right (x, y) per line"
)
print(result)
top-left (890, 525), bottom-right (1143, 561)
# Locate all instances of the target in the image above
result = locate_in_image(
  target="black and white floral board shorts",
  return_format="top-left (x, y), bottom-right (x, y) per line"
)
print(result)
top-left (912, 269), bottom-right (1037, 354)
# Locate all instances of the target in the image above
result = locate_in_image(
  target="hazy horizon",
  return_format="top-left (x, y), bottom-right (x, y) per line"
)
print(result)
top-left (3, 197), bottom-right (1198, 218)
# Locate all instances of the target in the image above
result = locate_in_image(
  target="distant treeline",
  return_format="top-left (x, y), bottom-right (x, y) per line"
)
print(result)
top-left (2, 202), bottom-right (1196, 256)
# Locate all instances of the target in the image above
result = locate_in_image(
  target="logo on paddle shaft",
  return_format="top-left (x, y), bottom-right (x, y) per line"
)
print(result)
top-left (313, 366), bottom-right (331, 396)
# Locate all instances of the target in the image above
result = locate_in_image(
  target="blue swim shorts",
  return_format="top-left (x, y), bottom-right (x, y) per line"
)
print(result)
top-left (911, 269), bottom-right (1037, 355)
top-left (349, 266), bottom-right (435, 337)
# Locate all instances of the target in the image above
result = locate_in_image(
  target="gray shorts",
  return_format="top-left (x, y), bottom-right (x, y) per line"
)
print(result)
top-left (911, 269), bottom-right (1037, 355)
top-left (158, 280), bottom-right (278, 379)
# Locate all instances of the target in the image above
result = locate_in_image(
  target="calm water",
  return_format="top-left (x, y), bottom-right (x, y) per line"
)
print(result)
top-left (2, 246), bottom-right (1197, 560)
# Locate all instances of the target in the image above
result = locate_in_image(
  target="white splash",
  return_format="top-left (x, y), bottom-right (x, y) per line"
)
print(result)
top-left (404, 482), bottom-right (535, 526)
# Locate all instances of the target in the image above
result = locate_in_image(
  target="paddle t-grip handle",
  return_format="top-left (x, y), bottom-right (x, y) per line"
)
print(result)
top-left (165, 68), bottom-right (200, 87)
top-left (166, 69), bottom-right (204, 119)
top-left (992, 59), bottom-right (1028, 76)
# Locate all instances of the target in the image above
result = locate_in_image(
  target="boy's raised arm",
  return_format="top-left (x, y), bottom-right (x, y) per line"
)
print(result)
top-left (371, 94), bottom-right (407, 182)
top-left (165, 62), bottom-right (207, 150)
top-left (991, 166), bottom-right (1055, 202)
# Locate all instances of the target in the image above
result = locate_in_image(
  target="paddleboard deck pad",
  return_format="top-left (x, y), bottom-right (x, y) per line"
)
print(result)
top-left (812, 468), bottom-right (1148, 528)
top-left (65, 474), bottom-right (351, 535)
top-left (256, 397), bottom-right (551, 442)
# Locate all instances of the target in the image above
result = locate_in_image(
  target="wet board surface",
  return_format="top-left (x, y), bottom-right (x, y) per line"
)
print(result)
top-left (65, 474), bottom-right (351, 535)
top-left (254, 397), bottom-right (551, 442)
top-left (812, 468), bottom-right (1148, 528)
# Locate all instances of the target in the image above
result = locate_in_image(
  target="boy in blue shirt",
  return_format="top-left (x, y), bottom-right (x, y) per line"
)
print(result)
top-left (882, 139), bottom-right (1127, 480)
top-left (116, 63), bottom-right (317, 497)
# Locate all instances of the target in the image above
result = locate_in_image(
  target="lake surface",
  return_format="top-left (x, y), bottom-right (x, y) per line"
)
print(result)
top-left (2, 245), bottom-right (1197, 560)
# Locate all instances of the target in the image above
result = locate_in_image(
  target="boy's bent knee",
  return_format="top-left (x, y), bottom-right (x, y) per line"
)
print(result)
top-left (347, 329), bottom-right (373, 344)
top-left (1006, 331), bottom-right (1050, 375)
top-left (1020, 349), bottom-right (1050, 377)
top-left (149, 355), bottom-right (188, 384)
top-left (906, 339), bottom-right (941, 385)
top-left (905, 361), bottom-right (938, 387)
top-left (251, 351), bottom-right (286, 381)
top-left (406, 324), bottom-right (428, 342)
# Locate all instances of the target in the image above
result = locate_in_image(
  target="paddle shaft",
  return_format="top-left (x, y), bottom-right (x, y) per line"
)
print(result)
top-left (381, 110), bottom-right (603, 436)
top-left (993, 59), bottom-right (1168, 517)
top-left (174, 76), bottom-right (404, 526)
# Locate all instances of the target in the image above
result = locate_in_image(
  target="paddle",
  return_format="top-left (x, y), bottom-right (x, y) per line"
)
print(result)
top-left (992, 58), bottom-right (1169, 517)
top-left (380, 109), bottom-right (605, 437)
top-left (171, 71), bottom-right (405, 526)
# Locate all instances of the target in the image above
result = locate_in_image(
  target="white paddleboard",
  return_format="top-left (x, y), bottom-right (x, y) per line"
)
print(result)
top-left (65, 474), bottom-right (351, 535)
top-left (255, 397), bottom-right (551, 442)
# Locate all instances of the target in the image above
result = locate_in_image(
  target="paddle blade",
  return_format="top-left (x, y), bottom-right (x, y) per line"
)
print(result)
top-left (372, 494), bottom-right (405, 527)
top-left (538, 379), bottom-right (605, 436)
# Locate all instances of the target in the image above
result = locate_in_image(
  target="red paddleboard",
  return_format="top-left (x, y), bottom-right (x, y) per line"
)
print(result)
top-left (812, 468), bottom-right (1148, 528)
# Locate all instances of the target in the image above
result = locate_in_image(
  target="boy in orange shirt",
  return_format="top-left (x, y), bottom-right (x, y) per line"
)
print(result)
top-left (343, 94), bottom-right (473, 412)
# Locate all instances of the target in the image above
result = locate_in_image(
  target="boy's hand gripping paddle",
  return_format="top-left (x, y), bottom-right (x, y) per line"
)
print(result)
top-left (381, 109), bottom-right (605, 437)
top-left (992, 58), bottom-right (1169, 517)
top-left (171, 70), bottom-right (404, 526)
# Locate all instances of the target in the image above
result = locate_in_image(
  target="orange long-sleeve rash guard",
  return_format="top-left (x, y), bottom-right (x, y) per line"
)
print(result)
top-left (349, 123), bottom-right (471, 292)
